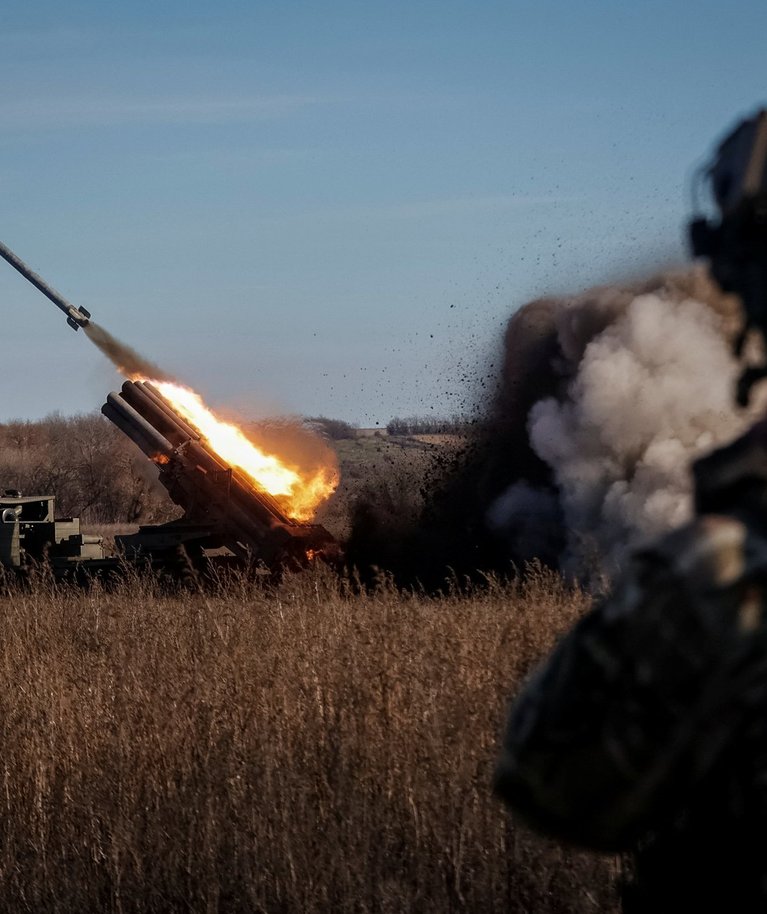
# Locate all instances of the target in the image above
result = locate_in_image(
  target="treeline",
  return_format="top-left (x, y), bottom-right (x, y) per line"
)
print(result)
top-left (302, 415), bottom-right (477, 439)
top-left (386, 415), bottom-right (474, 436)
top-left (0, 413), bottom-right (177, 525)
top-left (304, 416), bottom-right (358, 440)
top-left (263, 414), bottom-right (474, 440)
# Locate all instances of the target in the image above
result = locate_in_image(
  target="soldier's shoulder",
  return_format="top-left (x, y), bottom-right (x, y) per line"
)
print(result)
top-left (646, 514), bottom-right (752, 588)
top-left (618, 514), bottom-right (767, 595)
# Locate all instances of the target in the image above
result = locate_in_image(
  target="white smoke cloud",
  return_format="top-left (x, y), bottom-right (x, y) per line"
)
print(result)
top-left (491, 285), bottom-right (758, 576)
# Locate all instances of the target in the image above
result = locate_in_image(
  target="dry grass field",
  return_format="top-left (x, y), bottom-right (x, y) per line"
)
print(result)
top-left (0, 566), bottom-right (620, 913)
top-left (2, 421), bottom-right (622, 911)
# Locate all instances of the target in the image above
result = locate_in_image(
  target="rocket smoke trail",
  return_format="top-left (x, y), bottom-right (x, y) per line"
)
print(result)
top-left (84, 322), bottom-right (172, 381)
top-left (0, 240), bottom-right (171, 382)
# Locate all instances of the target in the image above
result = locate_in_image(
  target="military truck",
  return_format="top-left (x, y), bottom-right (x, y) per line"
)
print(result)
top-left (0, 489), bottom-right (108, 578)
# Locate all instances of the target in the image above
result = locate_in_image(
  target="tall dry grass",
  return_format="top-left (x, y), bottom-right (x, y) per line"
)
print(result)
top-left (0, 566), bottom-right (619, 913)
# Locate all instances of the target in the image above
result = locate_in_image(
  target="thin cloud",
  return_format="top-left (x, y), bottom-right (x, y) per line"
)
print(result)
top-left (374, 193), bottom-right (584, 219)
top-left (240, 193), bottom-right (585, 227)
top-left (137, 146), bottom-right (315, 167)
top-left (0, 26), bottom-right (99, 53)
top-left (0, 94), bottom-right (325, 130)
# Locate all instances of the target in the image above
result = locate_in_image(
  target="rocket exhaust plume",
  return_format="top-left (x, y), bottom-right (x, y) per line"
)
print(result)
top-left (84, 322), bottom-right (172, 382)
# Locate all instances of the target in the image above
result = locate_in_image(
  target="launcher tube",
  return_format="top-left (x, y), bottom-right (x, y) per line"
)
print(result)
top-left (102, 404), bottom-right (171, 461)
top-left (105, 392), bottom-right (174, 458)
top-left (121, 381), bottom-right (196, 447)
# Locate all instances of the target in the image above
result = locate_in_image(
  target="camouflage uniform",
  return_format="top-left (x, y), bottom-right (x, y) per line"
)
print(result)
top-left (495, 428), bottom-right (767, 911)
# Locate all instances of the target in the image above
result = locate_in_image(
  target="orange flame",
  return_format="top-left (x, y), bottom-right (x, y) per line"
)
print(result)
top-left (147, 380), bottom-right (338, 521)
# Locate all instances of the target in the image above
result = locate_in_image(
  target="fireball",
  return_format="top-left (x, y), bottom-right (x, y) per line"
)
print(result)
top-left (147, 380), bottom-right (338, 521)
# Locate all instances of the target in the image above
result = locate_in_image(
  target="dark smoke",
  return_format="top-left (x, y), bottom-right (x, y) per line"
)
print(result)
top-left (347, 267), bottom-right (759, 586)
top-left (85, 322), bottom-right (172, 381)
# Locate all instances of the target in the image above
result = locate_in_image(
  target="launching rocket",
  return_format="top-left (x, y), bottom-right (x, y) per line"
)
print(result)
top-left (0, 241), bottom-right (91, 331)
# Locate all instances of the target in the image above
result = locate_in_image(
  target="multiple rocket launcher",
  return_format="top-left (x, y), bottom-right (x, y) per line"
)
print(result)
top-left (105, 380), bottom-right (336, 567)
top-left (0, 241), bottom-right (337, 572)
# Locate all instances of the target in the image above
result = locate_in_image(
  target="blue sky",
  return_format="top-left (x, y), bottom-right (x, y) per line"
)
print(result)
top-left (2, 0), bottom-right (766, 424)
